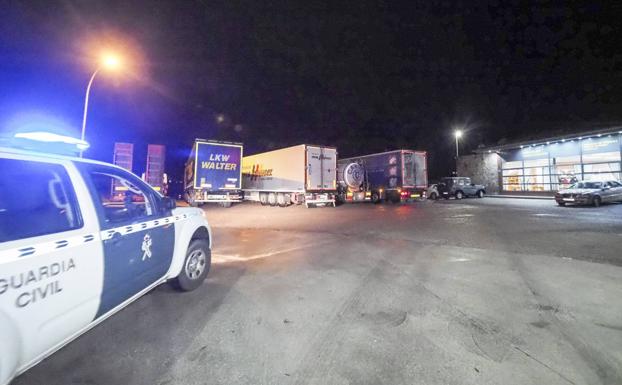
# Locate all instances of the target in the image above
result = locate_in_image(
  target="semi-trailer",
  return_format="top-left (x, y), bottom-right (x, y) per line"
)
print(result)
top-left (337, 150), bottom-right (427, 203)
top-left (184, 139), bottom-right (243, 207)
top-left (241, 144), bottom-right (337, 207)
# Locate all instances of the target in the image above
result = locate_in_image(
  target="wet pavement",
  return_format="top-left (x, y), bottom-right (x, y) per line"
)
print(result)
top-left (15, 198), bottom-right (622, 385)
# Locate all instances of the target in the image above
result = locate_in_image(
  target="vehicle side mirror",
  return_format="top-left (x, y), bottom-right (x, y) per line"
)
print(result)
top-left (602, 187), bottom-right (610, 191)
top-left (162, 196), bottom-right (176, 210)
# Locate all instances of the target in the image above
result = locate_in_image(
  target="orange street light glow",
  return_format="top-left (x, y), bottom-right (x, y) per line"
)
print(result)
top-left (102, 54), bottom-right (121, 70)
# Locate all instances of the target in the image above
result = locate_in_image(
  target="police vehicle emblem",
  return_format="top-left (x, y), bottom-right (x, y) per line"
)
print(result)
top-left (142, 234), bottom-right (153, 260)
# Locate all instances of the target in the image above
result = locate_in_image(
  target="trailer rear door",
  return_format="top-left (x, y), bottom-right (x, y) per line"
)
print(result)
top-left (403, 151), bottom-right (427, 188)
top-left (306, 146), bottom-right (337, 191)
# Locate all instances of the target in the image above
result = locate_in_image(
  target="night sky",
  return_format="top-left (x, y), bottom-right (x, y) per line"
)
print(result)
top-left (1, 1), bottom-right (621, 182)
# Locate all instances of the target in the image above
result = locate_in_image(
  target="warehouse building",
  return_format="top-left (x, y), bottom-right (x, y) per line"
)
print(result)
top-left (457, 127), bottom-right (622, 195)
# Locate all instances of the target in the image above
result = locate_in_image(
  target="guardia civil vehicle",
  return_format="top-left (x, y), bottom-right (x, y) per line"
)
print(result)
top-left (0, 132), bottom-right (212, 385)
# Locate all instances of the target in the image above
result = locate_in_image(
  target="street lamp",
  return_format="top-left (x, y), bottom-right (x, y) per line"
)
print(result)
top-left (80, 53), bottom-right (122, 157)
top-left (454, 129), bottom-right (463, 158)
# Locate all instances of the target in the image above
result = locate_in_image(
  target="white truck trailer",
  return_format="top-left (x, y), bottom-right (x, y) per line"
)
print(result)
top-left (242, 144), bottom-right (337, 207)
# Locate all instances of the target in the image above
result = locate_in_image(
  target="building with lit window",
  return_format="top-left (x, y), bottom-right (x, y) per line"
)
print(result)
top-left (457, 127), bottom-right (622, 195)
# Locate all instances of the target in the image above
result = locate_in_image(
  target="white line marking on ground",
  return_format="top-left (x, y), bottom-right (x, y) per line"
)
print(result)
top-left (449, 257), bottom-right (471, 262)
top-left (213, 243), bottom-right (328, 263)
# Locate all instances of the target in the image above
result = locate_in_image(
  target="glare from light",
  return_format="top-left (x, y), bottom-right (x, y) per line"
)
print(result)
top-left (102, 53), bottom-right (121, 70)
top-left (454, 130), bottom-right (463, 139)
top-left (14, 131), bottom-right (90, 150)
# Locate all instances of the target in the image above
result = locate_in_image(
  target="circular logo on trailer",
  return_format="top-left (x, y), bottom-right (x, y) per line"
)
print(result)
top-left (344, 163), bottom-right (365, 189)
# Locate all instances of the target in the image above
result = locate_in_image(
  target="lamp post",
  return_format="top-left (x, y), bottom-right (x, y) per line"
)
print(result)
top-left (454, 129), bottom-right (463, 158)
top-left (80, 54), bottom-right (121, 157)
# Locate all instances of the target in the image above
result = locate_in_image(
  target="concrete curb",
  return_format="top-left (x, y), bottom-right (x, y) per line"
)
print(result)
top-left (488, 195), bottom-right (554, 200)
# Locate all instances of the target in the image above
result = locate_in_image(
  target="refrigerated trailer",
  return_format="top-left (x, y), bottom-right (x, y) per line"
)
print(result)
top-left (242, 144), bottom-right (337, 207)
top-left (184, 140), bottom-right (243, 207)
top-left (337, 150), bottom-right (427, 203)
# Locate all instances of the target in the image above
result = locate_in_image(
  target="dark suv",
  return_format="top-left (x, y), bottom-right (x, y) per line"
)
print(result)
top-left (435, 177), bottom-right (485, 200)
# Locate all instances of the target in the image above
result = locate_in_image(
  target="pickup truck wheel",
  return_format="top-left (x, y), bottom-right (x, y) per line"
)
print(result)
top-left (593, 196), bottom-right (602, 207)
top-left (429, 192), bottom-right (438, 200)
top-left (176, 239), bottom-right (211, 291)
top-left (455, 191), bottom-right (464, 200)
top-left (557, 201), bottom-right (566, 206)
top-left (477, 190), bottom-right (485, 198)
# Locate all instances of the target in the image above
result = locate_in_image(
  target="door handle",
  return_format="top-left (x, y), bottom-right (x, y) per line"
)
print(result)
top-left (108, 231), bottom-right (123, 246)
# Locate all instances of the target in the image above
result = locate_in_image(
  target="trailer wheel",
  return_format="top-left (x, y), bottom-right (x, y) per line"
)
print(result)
top-left (268, 192), bottom-right (277, 206)
top-left (220, 202), bottom-right (233, 208)
top-left (371, 192), bottom-right (381, 204)
top-left (259, 193), bottom-right (269, 206)
top-left (277, 193), bottom-right (290, 207)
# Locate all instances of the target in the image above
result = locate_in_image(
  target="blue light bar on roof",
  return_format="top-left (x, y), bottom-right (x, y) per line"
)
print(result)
top-left (14, 131), bottom-right (90, 150)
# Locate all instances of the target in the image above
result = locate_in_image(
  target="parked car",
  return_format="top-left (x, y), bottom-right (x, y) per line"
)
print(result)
top-left (436, 177), bottom-right (485, 200)
top-left (555, 180), bottom-right (622, 207)
top-left (427, 183), bottom-right (439, 200)
top-left (0, 132), bottom-right (213, 385)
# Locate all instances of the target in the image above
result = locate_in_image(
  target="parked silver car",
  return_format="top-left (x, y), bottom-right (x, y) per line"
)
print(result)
top-left (555, 180), bottom-right (622, 207)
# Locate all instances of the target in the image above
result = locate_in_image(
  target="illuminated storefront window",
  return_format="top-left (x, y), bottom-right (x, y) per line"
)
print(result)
top-left (497, 134), bottom-right (622, 192)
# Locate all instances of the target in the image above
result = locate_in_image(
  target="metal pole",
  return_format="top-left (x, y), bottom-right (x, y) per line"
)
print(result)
top-left (80, 68), bottom-right (100, 158)
top-left (455, 136), bottom-right (459, 158)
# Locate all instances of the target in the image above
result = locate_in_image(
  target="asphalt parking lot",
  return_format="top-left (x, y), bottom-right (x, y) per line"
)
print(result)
top-left (15, 198), bottom-right (622, 385)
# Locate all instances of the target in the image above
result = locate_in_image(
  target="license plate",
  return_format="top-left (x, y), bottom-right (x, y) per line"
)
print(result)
top-left (563, 198), bottom-right (574, 202)
top-left (410, 194), bottom-right (420, 198)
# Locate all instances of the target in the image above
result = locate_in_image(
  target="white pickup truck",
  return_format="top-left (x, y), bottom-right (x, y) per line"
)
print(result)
top-left (0, 133), bottom-right (212, 385)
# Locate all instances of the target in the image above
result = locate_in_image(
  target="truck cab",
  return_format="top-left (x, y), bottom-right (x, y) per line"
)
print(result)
top-left (0, 133), bottom-right (212, 385)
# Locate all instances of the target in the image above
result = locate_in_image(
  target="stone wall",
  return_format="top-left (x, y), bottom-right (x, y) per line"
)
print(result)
top-left (457, 153), bottom-right (502, 194)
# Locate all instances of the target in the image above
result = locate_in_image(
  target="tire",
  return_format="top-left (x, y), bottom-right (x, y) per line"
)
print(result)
top-left (390, 195), bottom-right (401, 204)
top-left (429, 192), bottom-right (438, 201)
top-left (220, 201), bottom-right (232, 208)
top-left (175, 239), bottom-right (211, 291)
top-left (455, 191), bottom-right (464, 200)
top-left (259, 193), bottom-right (269, 206)
top-left (477, 190), bottom-right (485, 198)
top-left (557, 201), bottom-right (566, 206)
top-left (277, 193), bottom-right (290, 207)
top-left (593, 196), bottom-right (602, 207)
top-left (371, 192), bottom-right (381, 204)
top-left (268, 192), bottom-right (277, 206)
